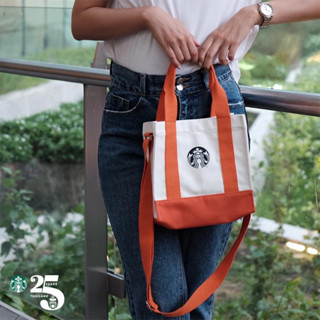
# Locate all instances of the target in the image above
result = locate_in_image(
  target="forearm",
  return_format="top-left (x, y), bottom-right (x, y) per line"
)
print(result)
top-left (268, 0), bottom-right (320, 24)
top-left (72, 6), bottom-right (149, 41)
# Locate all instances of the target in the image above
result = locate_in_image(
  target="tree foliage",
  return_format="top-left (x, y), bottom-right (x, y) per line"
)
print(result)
top-left (256, 113), bottom-right (320, 231)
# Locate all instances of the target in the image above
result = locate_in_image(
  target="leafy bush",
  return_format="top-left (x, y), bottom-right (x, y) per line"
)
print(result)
top-left (0, 167), bottom-right (37, 259)
top-left (0, 166), bottom-right (128, 319)
top-left (256, 113), bottom-right (320, 230)
top-left (214, 228), bottom-right (320, 320)
top-left (303, 34), bottom-right (320, 57)
top-left (239, 53), bottom-right (289, 88)
top-left (286, 61), bottom-right (320, 94)
top-left (0, 166), bottom-right (85, 319)
top-left (250, 20), bottom-right (320, 63)
top-left (0, 102), bottom-right (84, 164)
top-left (244, 231), bottom-right (320, 319)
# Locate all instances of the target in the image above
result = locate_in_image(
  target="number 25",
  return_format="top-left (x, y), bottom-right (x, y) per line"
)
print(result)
top-left (30, 275), bottom-right (65, 310)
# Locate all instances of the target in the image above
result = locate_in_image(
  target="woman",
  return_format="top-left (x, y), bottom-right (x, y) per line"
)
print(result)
top-left (72, 1), bottom-right (320, 319)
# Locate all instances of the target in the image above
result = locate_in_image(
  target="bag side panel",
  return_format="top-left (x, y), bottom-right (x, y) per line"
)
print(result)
top-left (148, 122), bottom-right (168, 201)
top-left (231, 115), bottom-right (253, 191)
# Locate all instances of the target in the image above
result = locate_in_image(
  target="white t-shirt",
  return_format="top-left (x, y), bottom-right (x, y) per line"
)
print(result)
top-left (104, 0), bottom-right (259, 81)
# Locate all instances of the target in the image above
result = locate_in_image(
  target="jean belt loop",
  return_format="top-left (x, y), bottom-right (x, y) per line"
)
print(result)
top-left (110, 61), bottom-right (113, 75)
top-left (202, 68), bottom-right (209, 90)
top-left (140, 73), bottom-right (146, 97)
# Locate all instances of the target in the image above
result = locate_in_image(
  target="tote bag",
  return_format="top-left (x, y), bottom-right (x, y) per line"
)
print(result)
top-left (139, 64), bottom-right (255, 317)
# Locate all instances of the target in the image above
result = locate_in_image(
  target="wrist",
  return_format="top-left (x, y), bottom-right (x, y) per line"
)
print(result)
top-left (141, 6), bottom-right (158, 30)
top-left (240, 4), bottom-right (263, 27)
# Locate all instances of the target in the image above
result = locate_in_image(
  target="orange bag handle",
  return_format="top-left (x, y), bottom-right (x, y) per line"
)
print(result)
top-left (139, 135), bottom-right (251, 317)
top-left (158, 64), bottom-right (239, 199)
top-left (156, 64), bottom-right (231, 122)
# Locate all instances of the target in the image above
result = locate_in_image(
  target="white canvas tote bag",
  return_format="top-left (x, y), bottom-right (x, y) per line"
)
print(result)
top-left (139, 64), bottom-right (255, 317)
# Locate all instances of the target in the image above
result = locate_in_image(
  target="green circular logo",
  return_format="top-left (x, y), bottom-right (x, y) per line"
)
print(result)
top-left (49, 296), bottom-right (58, 309)
top-left (10, 275), bottom-right (27, 293)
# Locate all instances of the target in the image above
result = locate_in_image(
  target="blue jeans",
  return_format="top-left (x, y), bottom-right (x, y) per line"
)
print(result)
top-left (98, 62), bottom-right (247, 320)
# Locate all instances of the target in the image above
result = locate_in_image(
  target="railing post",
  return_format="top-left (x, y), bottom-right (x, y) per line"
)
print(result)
top-left (84, 42), bottom-right (109, 320)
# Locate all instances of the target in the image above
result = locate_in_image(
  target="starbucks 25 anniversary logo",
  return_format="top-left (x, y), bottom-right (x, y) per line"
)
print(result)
top-left (30, 275), bottom-right (65, 311)
top-left (10, 274), bottom-right (65, 311)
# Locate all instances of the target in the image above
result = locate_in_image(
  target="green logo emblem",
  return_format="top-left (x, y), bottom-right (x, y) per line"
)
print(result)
top-left (49, 296), bottom-right (58, 309)
top-left (10, 275), bottom-right (27, 293)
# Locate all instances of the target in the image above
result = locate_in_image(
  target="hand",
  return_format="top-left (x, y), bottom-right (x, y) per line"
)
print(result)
top-left (198, 5), bottom-right (261, 69)
top-left (143, 6), bottom-right (199, 68)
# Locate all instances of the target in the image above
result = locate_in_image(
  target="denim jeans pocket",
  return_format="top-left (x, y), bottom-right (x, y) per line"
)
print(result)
top-left (104, 86), bottom-right (142, 114)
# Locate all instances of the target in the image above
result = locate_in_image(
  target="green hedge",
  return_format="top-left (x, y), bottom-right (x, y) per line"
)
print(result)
top-left (0, 167), bottom-right (85, 320)
top-left (256, 112), bottom-right (320, 230)
top-left (0, 102), bottom-right (84, 164)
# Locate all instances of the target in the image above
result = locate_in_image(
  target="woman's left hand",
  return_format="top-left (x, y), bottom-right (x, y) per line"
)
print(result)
top-left (198, 5), bottom-right (262, 69)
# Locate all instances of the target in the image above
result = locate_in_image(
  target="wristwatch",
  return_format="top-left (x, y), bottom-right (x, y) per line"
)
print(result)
top-left (258, 2), bottom-right (273, 28)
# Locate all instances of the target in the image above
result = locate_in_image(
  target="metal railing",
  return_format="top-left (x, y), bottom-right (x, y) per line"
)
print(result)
top-left (1, 56), bottom-right (319, 117)
top-left (0, 43), bottom-right (319, 320)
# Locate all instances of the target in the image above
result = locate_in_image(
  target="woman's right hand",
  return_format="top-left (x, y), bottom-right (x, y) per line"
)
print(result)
top-left (142, 6), bottom-right (199, 68)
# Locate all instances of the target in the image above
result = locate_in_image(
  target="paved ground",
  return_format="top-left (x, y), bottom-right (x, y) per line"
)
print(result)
top-left (0, 80), bottom-right (83, 122)
top-left (0, 301), bottom-right (35, 320)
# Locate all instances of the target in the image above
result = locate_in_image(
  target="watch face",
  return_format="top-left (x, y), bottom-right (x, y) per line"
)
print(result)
top-left (261, 4), bottom-right (273, 17)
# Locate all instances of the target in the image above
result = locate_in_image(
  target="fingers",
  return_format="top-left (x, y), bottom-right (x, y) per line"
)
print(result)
top-left (178, 41), bottom-right (192, 62)
top-left (188, 38), bottom-right (200, 64)
top-left (198, 36), bottom-right (223, 69)
top-left (218, 44), bottom-right (231, 66)
top-left (166, 37), bottom-right (199, 68)
top-left (228, 45), bottom-right (237, 62)
top-left (198, 10), bottom-right (254, 69)
top-left (147, 6), bottom-right (251, 69)
top-left (167, 47), bottom-right (183, 69)
top-left (168, 33), bottom-right (238, 69)
top-left (198, 38), bottom-right (212, 68)
top-left (146, 7), bottom-right (200, 68)
top-left (198, 34), bottom-right (240, 69)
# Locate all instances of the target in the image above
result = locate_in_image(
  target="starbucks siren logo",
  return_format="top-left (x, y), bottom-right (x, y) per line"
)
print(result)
top-left (187, 146), bottom-right (210, 168)
top-left (10, 275), bottom-right (27, 293)
top-left (49, 296), bottom-right (58, 309)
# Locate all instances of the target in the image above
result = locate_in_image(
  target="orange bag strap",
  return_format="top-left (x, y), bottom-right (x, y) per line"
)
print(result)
top-left (139, 134), bottom-right (251, 317)
top-left (207, 66), bottom-right (239, 192)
